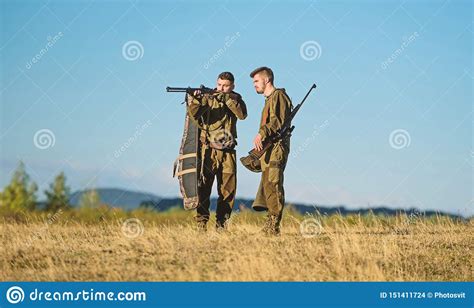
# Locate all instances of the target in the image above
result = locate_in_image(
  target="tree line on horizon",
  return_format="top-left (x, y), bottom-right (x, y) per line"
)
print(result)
top-left (0, 161), bottom-right (102, 212)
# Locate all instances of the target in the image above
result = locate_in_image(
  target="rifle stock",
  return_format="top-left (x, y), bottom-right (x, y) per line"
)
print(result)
top-left (248, 141), bottom-right (273, 159)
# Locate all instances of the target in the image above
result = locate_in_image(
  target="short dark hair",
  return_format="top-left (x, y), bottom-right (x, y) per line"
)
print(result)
top-left (218, 71), bottom-right (235, 83)
top-left (250, 66), bottom-right (274, 83)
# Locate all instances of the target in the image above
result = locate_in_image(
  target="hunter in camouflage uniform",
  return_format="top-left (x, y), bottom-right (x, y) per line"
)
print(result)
top-left (187, 72), bottom-right (247, 230)
top-left (250, 67), bottom-right (292, 235)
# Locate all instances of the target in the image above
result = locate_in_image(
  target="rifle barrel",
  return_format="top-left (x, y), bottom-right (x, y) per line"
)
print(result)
top-left (166, 85), bottom-right (214, 93)
top-left (298, 83), bottom-right (317, 107)
top-left (166, 87), bottom-right (191, 92)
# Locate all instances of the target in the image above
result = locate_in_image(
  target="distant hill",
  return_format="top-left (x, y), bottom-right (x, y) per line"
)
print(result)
top-left (66, 188), bottom-right (465, 218)
top-left (69, 188), bottom-right (178, 211)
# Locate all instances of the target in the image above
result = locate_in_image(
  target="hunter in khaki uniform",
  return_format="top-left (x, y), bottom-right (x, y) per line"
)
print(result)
top-left (187, 72), bottom-right (247, 230)
top-left (250, 67), bottom-right (292, 235)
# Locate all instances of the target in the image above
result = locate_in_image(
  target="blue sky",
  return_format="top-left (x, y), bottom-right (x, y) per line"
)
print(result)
top-left (0, 0), bottom-right (472, 216)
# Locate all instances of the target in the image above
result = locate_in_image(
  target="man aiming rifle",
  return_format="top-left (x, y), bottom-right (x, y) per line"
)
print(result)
top-left (168, 72), bottom-right (247, 231)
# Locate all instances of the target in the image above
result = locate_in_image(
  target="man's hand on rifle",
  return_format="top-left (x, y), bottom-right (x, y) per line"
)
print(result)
top-left (187, 90), bottom-right (205, 106)
top-left (253, 133), bottom-right (263, 151)
top-left (189, 90), bottom-right (209, 106)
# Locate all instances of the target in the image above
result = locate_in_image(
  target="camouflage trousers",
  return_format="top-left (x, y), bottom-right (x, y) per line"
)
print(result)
top-left (252, 141), bottom-right (289, 220)
top-left (196, 146), bottom-right (236, 227)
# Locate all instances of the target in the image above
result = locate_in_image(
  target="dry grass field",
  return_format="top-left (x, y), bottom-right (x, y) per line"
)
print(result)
top-left (0, 208), bottom-right (472, 281)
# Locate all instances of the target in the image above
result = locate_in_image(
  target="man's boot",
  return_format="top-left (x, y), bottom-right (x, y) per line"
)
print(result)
top-left (195, 218), bottom-right (208, 232)
top-left (261, 214), bottom-right (281, 235)
top-left (216, 221), bottom-right (226, 232)
top-left (216, 214), bottom-right (230, 232)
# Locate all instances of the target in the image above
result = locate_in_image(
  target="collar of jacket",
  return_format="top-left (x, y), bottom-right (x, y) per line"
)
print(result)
top-left (264, 88), bottom-right (276, 99)
top-left (265, 88), bottom-right (286, 99)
